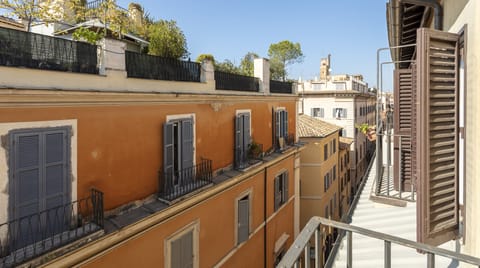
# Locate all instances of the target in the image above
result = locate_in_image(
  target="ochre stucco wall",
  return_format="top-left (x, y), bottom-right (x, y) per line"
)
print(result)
top-left (0, 100), bottom-right (296, 210)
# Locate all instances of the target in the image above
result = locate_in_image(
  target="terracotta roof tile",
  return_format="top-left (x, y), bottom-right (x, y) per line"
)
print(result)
top-left (298, 114), bottom-right (342, 138)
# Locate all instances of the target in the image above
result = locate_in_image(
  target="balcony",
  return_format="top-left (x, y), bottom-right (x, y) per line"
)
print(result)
top-left (0, 189), bottom-right (104, 267)
top-left (215, 71), bottom-right (260, 92)
top-left (158, 159), bottom-right (213, 203)
top-left (0, 27), bottom-right (98, 74)
top-left (125, 51), bottom-right (201, 82)
top-left (270, 80), bottom-right (293, 94)
top-left (235, 142), bottom-right (264, 170)
top-left (277, 156), bottom-right (476, 267)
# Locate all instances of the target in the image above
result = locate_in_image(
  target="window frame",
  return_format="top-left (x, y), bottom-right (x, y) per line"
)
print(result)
top-left (165, 220), bottom-right (199, 268)
top-left (235, 189), bottom-right (252, 245)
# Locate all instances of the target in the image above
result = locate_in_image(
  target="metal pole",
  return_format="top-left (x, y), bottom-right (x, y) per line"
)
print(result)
top-left (427, 253), bottom-right (435, 268)
top-left (385, 240), bottom-right (392, 268)
top-left (399, 135), bottom-right (402, 199)
top-left (347, 231), bottom-right (352, 268)
top-left (304, 242), bottom-right (311, 268)
top-left (315, 227), bottom-right (323, 268)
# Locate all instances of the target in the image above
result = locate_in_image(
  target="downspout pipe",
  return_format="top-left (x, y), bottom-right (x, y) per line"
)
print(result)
top-left (401, 0), bottom-right (443, 30)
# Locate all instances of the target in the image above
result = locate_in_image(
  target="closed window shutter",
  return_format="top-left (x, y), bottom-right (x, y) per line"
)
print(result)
top-left (343, 109), bottom-right (347, 118)
top-left (283, 110), bottom-right (288, 137)
top-left (235, 115), bottom-right (242, 168)
top-left (181, 119), bottom-right (194, 170)
top-left (320, 108), bottom-right (324, 118)
top-left (393, 69), bottom-right (414, 191)
top-left (311, 108), bottom-right (315, 116)
top-left (332, 108), bottom-right (336, 118)
top-left (238, 198), bottom-right (249, 244)
top-left (283, 173), bottom-right (289, 202)
top-left (171, 231), bottom-right (194, 268)
top-left (275, 111), bottom-right (281, 138)
top-left (163, 122), bottom-right (174, 190)
top-left (416, 28), bottom-right (459, 246)
top-left (243, 113), bottom-right (251, 162)
top-left (274, 177), bottom-right (281, 211)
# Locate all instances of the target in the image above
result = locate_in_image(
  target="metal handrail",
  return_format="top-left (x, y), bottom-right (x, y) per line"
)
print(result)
top-left (277, 217), bottom-right (480, 268)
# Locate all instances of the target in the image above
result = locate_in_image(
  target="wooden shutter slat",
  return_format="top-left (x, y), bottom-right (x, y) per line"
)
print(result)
top-left (416, 28), bottom-right (459, 246)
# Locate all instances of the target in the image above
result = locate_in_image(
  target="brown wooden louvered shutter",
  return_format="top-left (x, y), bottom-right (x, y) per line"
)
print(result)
top-left (416, 28), bottom-right (459, 246)
top-left (393, 69), bottom-right (413, 191)
top-left (411, 63), bottom-right (418, 192)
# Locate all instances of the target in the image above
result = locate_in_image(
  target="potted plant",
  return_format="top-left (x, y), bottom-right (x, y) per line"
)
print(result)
top-left (355, 123), bottom-right (376, 141)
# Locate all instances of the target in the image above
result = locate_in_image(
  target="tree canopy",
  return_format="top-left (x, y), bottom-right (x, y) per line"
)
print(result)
top-left (268, 40), bottom-right (304, 81)
top-left (0, 0), bottom-right (60, 31)
top-left (240, 52), bottom-right (258, 76)
top-left (148, 19), bottom-right (189, 59)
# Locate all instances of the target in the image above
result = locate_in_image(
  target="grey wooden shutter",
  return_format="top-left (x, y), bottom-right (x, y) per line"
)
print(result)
top-left (274, 177), bottom-right (281, 211)
top-left (416, 28), bottom-right (459, 246)
top-left (238, 197), bottom-right (249, 244)
top-left (393, 69), bottom-right (414, 191)
top-left (284, 110), bottom-right (288, 137)
top-left (11, 132), bottom-right (41, 248)
top-left (311, 108), bottom-right (315, 117)
top-left (275, 111), bottom-right (281, 138)
top-left (44, 130), bottom-right (70, 236)
top-left (171, 231), bottom-right (194, 268)
top-left (283, 173), bottom-right (289, 202)
top-left (181, 119), bottom-right (194, 169)
top-left (332, 108), bottom-right (336, 118)
top-left (235, 115), bottom-right (242, 168)
top-left (343, 109), bottom-right (347, 118)
top-left (164, 122), bottom-right (174, 190)
top-left (243, 113), bottom-right (250, 161)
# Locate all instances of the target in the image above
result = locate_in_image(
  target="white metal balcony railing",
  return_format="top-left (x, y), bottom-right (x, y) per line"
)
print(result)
top-left (276, 216), bottom-right (480, 268)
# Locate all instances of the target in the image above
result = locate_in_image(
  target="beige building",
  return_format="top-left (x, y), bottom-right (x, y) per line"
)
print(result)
top-left (298, 114), bottom-right (348, 262)
top-left (338, 136), bottom-right (353, 218)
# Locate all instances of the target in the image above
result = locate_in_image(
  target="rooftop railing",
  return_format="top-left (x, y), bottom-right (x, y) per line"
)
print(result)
top-left (270, 80), bottom-right (293, 94)
top-left (125, 51), bottom-right (201, 82)
top-left (277, 216), bottom-right (480, 268)
top-left (215, 71), bottom-right (259, 92)
top-left (0, 27), bottom-right (98, 74)
top-left (159, 159), bottom-right (213, 202)
top-left (85, 0), bottom-right (128, 13)
top-left (0, 189), bottom-right (104, 267)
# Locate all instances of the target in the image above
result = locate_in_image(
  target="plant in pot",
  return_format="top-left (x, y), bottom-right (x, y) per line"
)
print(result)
top-left (355, 123), bottom-right (376, 141)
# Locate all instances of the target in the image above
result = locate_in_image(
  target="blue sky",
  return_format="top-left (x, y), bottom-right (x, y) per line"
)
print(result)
top-left (130, 1), bottom-right (393, 88)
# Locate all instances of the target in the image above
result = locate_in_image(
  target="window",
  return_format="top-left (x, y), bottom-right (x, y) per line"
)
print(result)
top-left (237, 194), bottom-right (250, 244)
top-left (333, 165), bottom-right (336, 181)
top-left (333, 108), bottom-right (347, 119)
top-left (235, 112), bottom-right (251, 169)
top-left (324, 144), bottom-right (328, 161)
top-left (330, 199), bottom-right (333, 218)
top-left (167, 223), bottom-right (198, 268)
top-left (324, 174), bottom-right (329, 192)
top-left (311, 107), bottom-right (324, 118)
top-left (274, 171), bottom-right (289, 211)
top-left (334, 193), bottom-right (337, 211)
top-left (9, 127), bottom-right (71, 245)
top-left (164, 117), bottom-right (194, 189)
top-left (275, 109), bottom-right (288, 149)
top-left (340, 129), bottom-right (347, 137)
top-left (335, 83), bottom-right (345, 90)
top-left (333, 139), bottom-right (336, 154)
top-left (325, 205), bottom-right (329, 218)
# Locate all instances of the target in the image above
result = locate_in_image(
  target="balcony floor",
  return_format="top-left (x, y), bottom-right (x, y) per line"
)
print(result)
top-left (332, 156), bottom-right (459, 268)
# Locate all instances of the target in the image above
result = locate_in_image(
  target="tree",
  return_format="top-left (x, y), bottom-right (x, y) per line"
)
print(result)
top-left (215, 59), bottom-right (241, 74)
top-left (148, 19), bottom-right (188, 59)
top-left (268, 40), bottom-right (304, 81)
top-left (240, 52), bottom-right (258, 76)
top-left (196, 54), bottom-right (215, 65)
top-left (0, 0), bottom-right (60, 31)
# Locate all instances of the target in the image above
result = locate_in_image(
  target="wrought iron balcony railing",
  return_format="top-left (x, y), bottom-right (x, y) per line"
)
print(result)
top-left (125, 51), bottom-right (201, 82)
top-left (270, 80), bottom-right (293, 94)
top-left (159, 159), bottom-right (213, 202)
top-left (277, 217), bottom-right (480, 268)
top-left (215, 71), bottom-right (260, 92)
top-left (235, 142), bottom-right (264, 170)
top-left (0, 27), bottom-right (98, 74)
top-left (0, 189), bottom-right (104, 267)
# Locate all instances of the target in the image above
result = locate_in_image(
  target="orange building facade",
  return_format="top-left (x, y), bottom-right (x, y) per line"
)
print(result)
top-left (0, 32), bottom-right (302, 267)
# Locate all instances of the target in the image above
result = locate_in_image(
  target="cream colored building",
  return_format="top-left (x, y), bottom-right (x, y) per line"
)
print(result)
top-left (298, 68), bottom-right (376, 190)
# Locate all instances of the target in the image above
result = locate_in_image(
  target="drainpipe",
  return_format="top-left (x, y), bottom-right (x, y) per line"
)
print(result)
top-left (400, 0), bottom-right (443, 30)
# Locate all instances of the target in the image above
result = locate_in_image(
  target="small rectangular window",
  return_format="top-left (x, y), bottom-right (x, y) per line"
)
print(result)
top-left (237, 195), bottom-right (250, 244)
top-left (274, 171), bottom-right (289, 211)
top-left (333, 165), bottom-right (336, 181)
top-left (324, 144), bottom-right (328, 161)
top-left (333, 139), bottom-right (336, 153)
